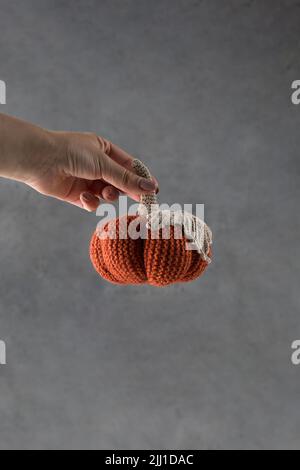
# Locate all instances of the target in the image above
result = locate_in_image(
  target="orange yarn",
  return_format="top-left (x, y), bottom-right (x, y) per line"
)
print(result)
top-left (90, 158), bottom-right (212, 287)
top-left (90, 215), bottom-right (211, 287)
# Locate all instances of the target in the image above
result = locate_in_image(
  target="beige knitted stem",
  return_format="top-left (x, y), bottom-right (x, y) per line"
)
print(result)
top-left (132, 159), bottom-right (212, 261)
top-left (132, 159), bottom-right (159, 215)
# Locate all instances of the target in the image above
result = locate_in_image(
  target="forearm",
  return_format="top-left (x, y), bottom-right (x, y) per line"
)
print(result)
top-left (0, 113), bottom-right (56, 182)
top-left (0, 113), bottom-right (157, 211)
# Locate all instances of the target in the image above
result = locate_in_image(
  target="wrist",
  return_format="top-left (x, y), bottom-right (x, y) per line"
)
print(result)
top-left (0, 113), bottom-right (58, 183)
top-left (17, 128), bottom-right (59, 184)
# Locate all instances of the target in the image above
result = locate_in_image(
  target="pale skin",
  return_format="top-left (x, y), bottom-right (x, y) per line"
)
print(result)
top-left (0, 113), bottom-right (158, 211)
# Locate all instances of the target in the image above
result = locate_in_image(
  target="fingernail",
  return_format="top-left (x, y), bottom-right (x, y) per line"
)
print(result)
top-left (139, 179), bottom-right (156, 192)
top-left (81, 192), bottom-right (94, 202)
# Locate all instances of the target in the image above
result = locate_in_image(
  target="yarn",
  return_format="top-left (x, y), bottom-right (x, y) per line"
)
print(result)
top-left (90, 159), bottom-right (212, 286)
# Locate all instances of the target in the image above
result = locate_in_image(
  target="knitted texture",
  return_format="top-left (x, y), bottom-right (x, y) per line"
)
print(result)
top-left (90, 215), bottom-right (211, 287)
top-left (90, 158), bottom-right (212, 287)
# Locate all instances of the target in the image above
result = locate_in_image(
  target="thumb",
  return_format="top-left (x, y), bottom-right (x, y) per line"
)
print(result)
top-left (100, 153), bottom-right (157, 196)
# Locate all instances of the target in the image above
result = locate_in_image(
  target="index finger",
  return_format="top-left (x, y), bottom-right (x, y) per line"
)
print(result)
top-left (108, 143), bottom-right (134, 169)
top-left (107, 142), bottom-right (159, 188)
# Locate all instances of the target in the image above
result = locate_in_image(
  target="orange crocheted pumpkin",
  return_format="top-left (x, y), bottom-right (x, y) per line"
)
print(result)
top-left (90, 160), bottom-right (212, 287)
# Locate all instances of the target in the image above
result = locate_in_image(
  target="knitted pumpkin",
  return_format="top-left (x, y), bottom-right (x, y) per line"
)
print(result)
top-left (90, 159), bottom-right (212, 286)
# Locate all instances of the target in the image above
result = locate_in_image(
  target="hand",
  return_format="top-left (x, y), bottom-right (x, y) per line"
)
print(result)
top-left (27, 131), bottom-right (159, 211)
top-left (0, 113), bottom-right (158, 211)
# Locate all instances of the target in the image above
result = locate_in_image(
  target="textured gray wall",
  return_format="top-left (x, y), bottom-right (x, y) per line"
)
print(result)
top-left (0, 0), bottom-right (300, 450)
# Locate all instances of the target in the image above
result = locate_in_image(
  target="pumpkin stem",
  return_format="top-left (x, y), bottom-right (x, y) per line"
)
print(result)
top-left (132, 159), bottom-right (159, 216)
top-left (132, 159), bottom-right (212, 262)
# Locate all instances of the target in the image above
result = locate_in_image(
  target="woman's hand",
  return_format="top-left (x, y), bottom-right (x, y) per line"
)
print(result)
top-left (0, 113), bottom-right (158, 211)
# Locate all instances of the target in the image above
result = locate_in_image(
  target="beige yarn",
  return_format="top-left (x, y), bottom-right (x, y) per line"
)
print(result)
top-left (132, 159), bottom-right (212, 262)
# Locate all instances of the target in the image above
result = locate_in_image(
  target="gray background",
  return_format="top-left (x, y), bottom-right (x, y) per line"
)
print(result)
top-left (0, 0), bottom-right (299, 450)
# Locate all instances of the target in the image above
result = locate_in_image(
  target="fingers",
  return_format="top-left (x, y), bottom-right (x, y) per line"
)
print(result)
top-left (106, 142), bottom-right (133, 168)
top-left (80, 192), bottom-right (100, 212)
top-left (60, 135), bottom-right (159, 211)
top-left (89, 180), bottom-right (119, 201)
top-left (100, 152), bottom-right (158, 196)
top-left (80, 184), bottom-right (119, 212)
top-left (104, 141), bottom-right (160, 193)
top-left (101, 185), bottom-right (119, 201)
